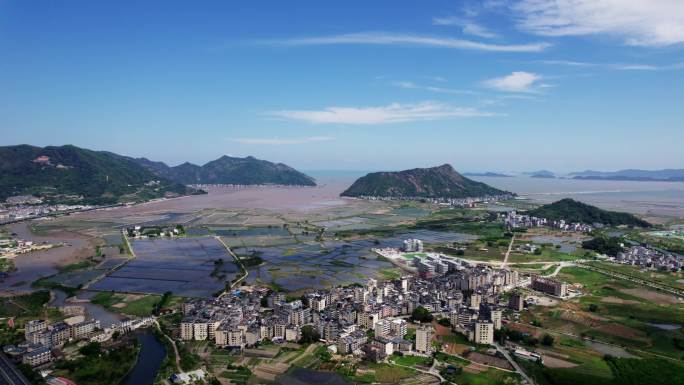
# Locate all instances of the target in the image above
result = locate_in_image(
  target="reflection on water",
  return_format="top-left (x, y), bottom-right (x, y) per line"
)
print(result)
top-left (242, 229), bottom-right (478, 291)
top-left (277, 367), bottom-right (351, 385)
top-left (51, 290), bottom-right (124, 328)
top-left (122, 330), bottom-right (166, 385)
top-left (472, 176), bottom-right (684, 217)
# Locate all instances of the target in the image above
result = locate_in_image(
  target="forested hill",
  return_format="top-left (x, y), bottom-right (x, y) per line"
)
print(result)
top-left (527, 198), bottom-right (651, 227)
top-left (341, 164), bottom-right (510, 199)
top-left (135, 155), bottom-right (316, 186)
top-left (0, 144), bottom-right (196, 204)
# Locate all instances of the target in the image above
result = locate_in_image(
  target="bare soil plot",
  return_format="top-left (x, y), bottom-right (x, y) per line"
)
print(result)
top-left (463, 363), bottom-right (487, 374)
top-left (252, 362), bottom-right (289, 382)
top-left (601, 296), bottom-right (640, 305)
top-left (594, 323), bottom-right (649, 342)
top-left (541, 355), bottom-right (578, 368)
top-left (466, 352), bottom-right (514, 371)
top-left (619, 287), bottom-right (682, 305)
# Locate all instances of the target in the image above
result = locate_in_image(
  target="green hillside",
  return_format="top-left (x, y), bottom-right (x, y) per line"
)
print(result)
top-left (527, 198), bottom-right (651, 227)
top-left (341, 164), bottom-right (510, 199)
top-left (0, 144), bottom-right (196, 204)
top-left (136, 155), bottom-right (316, 186)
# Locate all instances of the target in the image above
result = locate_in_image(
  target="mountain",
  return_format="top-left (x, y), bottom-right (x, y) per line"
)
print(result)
top-left (570, 169), bottom-right (684, 182)
top-left (463, 172), bottom-right (512, 177)
top-left (524, 170), bottom-right (556, 178)
top-left (526, 198), bottom-right (651, 227)
top-left (0, 145), bottom-right (196, 204)
top-left (135, 155), bottom-right (316, 186)
top-left (341, 164), bottom-right (511, 199)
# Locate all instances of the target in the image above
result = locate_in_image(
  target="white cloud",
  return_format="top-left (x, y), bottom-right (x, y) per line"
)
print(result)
top-left (433, 17), bottom-right (499, 39)
top-left (512, 0), bottom-right (684, 47)
top-left (392, 81), bottom-right (476, 95)
top-left (484, 71), bottom-right (543, 92)
top-left (268, 102), bottom-right (495, 125)
top-left (234, 136), bottom-right (333, 145)
top-left (267, 32), bottom-right (550, 52)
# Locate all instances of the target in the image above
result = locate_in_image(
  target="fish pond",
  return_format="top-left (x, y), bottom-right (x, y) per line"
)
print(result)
top-left (90, 237), bottom-right (237, 297)
top-left (234, 229), bottom-right (477, 292)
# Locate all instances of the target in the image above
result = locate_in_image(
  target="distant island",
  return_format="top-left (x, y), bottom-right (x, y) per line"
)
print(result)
top-left (462, 172), bottom-right (512, 178)
top-left (0, 144), bottom-right (315, 205)
top-left (524, 170), bottom-right (556, 178)
top-left (341, 164), bottom-right (512, 200)
top-left (570, 169), bottom-right (684, 182)
top-left (135, 155), bottom-right (316, 187)
top-left (526, 198), bottom-right (651, 227)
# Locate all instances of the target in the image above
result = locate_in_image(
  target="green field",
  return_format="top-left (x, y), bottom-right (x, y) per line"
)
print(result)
top-left (584, 261), bottom-right (684, 290)
top-left (388, 354), bottom-right (432, 367)
top-left (540, 265), bottom-right (684, 359)
top-left (91, 292), bottom-right (162, 317)
top-left (522, 357), bottom-right (684, 385)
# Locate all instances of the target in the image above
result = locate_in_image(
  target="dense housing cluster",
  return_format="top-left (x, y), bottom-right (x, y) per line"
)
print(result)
top-left (2, 316), bottom-right (154, 368)
top-left (0, 195), bottom-right (92, 224)
top-left (180, 258), bottom-right (527, 360)
top-left (616, 245), bottom-right (683, 271)
top-left (503, 211), bottom-right (593, 233)
top-left (352, 194), bottom-right (514, 208)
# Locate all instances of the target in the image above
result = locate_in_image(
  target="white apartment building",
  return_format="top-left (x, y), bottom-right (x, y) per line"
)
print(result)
top-left (415, 326), bottom-right (433, 354)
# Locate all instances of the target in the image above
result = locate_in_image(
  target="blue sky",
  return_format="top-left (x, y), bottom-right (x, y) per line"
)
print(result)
top-left (1, 0), bottom-right (683, 172)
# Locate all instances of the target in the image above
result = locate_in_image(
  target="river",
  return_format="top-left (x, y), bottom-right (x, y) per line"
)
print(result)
top-left (50, 290), bottom-right (167, 384)
top-left (122, 329), bottom-right (167, 385)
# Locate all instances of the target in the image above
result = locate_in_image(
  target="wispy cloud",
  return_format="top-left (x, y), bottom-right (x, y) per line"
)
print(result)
top-left (391, 81), bottom-right (476, 95)
top-left (267, 102), bottom-right (496, 125)
top-left (538, 59), bottom-right (595, 67)
top-left (512, 0), bottom-right (684, 47)
top-left (539, 59), bottom-right (684, 71)
top-left (263, 32), bottom-right (550, 52)
top-left (432, 17), bottom-right (499, 39)
top-left (234, 136), bottom-right (333, 145)
top-left (484, 71), bottom-right (544, 92)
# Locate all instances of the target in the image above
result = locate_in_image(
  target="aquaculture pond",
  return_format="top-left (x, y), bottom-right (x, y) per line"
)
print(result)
top-left (235, 229), bottom-right (477, 292)
top-left (90, 237), bottom-right (237, 297)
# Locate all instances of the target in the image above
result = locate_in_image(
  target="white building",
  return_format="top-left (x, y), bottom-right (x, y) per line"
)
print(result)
top-left (473, 321), bottom-right (494, 345)
top-left (403, 239), bottom-right (423, 252)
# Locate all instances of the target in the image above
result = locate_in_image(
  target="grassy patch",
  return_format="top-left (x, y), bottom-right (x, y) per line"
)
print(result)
top-left (389, 354), bottom-right (432, 367)
top-left (52, 342), bottom-right (140, 385)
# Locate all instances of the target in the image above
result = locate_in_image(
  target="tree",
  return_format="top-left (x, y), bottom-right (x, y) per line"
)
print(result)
top-left (542, 334), bottom-right (555, 346)
top-left (411, 306), bottom-right (433, 323)
top-left (79, 342), bottom-right (102, 356)
top-left (588, 304), bottom-right (598, 312)
top-left (299, 325), bottom-right (320, 344)
top-left (437, 318), bottom-right (451, 327)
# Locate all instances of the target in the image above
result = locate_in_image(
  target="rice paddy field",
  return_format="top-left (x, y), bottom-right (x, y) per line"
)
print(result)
top-left (90, 237), bottom-right (237, 297)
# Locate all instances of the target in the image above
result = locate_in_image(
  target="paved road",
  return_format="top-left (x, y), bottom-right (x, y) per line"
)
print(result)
top-left (154, 320), bottom-right (181, 373)
top-left (494, 343), bottom-right (534, 385)
top-left (543, 261), bottom-right (575, 277)
top-left (215, 236), bottom-right (249, 297)
top-left (0, 353), bottom-right (31, 385)
top-left (501, 234), bottom-right (516, 269)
